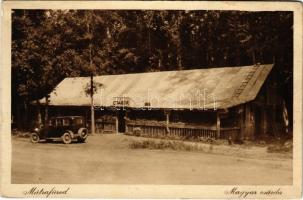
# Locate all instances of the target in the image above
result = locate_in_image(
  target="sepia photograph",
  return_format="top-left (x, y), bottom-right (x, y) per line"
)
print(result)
top-left (1, 1), bottom-right (302, 199)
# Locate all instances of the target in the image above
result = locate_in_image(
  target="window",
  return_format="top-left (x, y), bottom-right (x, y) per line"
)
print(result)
top-left (49, 119), bottom-right (55, 126)
top-left (63, 118), bottom-right (71, 126)
top-left (73, 118), bottom-right (83, 125)
top-left (56, 118), bottom-right (63, 126)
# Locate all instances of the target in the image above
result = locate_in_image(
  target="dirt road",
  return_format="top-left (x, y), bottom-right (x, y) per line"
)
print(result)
top-left (11, 134), bottom-right (292, 184)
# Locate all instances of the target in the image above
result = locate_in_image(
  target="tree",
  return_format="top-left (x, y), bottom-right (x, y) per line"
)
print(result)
top-left (12, 10), bottom-right (293, 130)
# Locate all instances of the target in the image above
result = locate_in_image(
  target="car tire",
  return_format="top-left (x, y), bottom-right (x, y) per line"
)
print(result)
top-left (78, 128), bottom-right (88, 140)
top-left (62, 132), bottom-right (72, 144)
top-left (30, 132), bottom-right (40, 143)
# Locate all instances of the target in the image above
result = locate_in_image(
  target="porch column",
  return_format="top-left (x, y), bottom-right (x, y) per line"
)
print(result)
top-left (216, 111), bottom-right (221, 139)
top-left (245, 104), bottom-right (254, 140)
top-left (115, 111), bottom-right (119, 134)
top-left (260, 106), bottom-right (267, 138)
top-left (238, 105), bottom-right (245, 141)
top-left (165, 110), bottom-right (170, 134)
top-left (125, 110), bottom-right (129, 133)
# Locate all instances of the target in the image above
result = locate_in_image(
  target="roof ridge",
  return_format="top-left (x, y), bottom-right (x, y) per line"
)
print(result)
top-left (63, 64), bottom-right (273, 80)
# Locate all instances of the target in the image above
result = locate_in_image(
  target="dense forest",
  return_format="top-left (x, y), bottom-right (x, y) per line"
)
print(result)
top-left (12, 10), bottom-right (293, 128)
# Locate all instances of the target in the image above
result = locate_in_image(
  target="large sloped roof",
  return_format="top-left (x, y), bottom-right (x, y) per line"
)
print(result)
top-left (40, 64), bottom-right (273, 109)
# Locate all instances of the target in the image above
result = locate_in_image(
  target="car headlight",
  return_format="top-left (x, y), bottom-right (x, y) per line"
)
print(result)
top-left (34, 128), bottom-right (39, 132)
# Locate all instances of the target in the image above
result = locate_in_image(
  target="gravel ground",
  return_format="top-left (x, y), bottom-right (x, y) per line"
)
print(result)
top-left (11, 134), bottom-right (292, 184)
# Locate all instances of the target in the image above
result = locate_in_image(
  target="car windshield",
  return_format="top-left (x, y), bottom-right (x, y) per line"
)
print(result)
top-left (73, 118), bottom-right (83, 125)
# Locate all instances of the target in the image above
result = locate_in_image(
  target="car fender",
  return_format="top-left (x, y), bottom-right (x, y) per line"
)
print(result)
top-left (66, 130), bottom-right (75, 139)
top-left (33, 128), bottom-right (43, 137)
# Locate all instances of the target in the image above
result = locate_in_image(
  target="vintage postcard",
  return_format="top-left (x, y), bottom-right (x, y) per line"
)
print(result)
top-left (0, 1), bottom-right (302, 199)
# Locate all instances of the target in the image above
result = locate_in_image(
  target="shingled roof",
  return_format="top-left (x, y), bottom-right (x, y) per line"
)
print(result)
top-left (39, 64), bottom-right (273, 110)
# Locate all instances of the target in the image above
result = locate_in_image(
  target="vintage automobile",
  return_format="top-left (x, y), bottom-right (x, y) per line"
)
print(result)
top-left (30, 116), bottom-right (88, 144)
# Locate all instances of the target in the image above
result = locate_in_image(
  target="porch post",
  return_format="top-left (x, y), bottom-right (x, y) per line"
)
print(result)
top-left (245, 104), bottom-right (254, 140)
top-left (216, 111), bottom-right (221, 139)
top-left (238, 105), bottom-right (245, 141)
top-left (115, 111), bottom-right (119, 134)
top-left (125, 110), bottom-right (129, 133)
top-left (261, 105), bottom-right (267, 138)
top-left (165, 110), bottom-right (170, 134)
top-left (244, 104), bottom-right (249, 140)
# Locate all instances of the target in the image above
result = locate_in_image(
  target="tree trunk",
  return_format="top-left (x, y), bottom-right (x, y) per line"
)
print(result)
top-left (175, 13), bottom-right (183, 70)
top-left (87, 12), bottom-right (95, 135)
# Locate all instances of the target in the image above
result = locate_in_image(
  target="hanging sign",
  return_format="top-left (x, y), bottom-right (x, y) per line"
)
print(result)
top-left (113, 97), bottom-right (130, 106)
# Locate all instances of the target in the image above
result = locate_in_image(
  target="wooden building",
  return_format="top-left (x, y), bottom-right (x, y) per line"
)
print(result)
top-left (36, 64), bottom-right (289, 141)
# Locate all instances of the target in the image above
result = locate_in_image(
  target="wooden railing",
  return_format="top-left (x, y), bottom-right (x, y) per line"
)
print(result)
top-left (96, 119), bottom-right (241, 140)
top-left (126, 120), bottom-right (226, 139)
top-left (96, 121), bottom-right (116, 134)
top-left (127, 124), bottom-right (166, 137)
top-left (169, 127), bottom-right (217, 139)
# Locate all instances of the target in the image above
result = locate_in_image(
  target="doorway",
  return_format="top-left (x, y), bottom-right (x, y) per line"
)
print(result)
top-left (117, 110), bottom-right (126, 133)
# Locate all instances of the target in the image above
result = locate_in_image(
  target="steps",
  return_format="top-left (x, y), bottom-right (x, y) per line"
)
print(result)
top-left (232, 64), bottom-right (259, 98)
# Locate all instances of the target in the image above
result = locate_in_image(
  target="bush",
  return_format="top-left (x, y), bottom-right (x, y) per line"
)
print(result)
top-left (129, 139), bottom-right (204, 152)
top-left (267, 140), bottom-right (293, 153)
top-left (133, 127), bottom-right (142, 137)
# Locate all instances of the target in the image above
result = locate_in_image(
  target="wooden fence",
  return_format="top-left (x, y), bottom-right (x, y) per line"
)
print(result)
top-left (96, 120), bottom-right (116, 134)
top-left (95, 119), bottom-right (240, 140)
top-left (126, 120), bottom-right (240, 140)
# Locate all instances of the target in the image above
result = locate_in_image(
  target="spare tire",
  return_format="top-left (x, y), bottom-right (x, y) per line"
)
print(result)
top-left (78, 128), bottom-right (88, 141)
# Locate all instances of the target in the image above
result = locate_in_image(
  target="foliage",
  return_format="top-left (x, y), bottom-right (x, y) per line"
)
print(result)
top-left (84, 81), bottom-right (103, 97)
top-left (12, 10), bottom-right (293, 127)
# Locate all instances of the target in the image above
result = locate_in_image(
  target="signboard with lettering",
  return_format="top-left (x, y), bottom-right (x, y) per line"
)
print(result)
top-left (112, 97), bottom-right (130, 107)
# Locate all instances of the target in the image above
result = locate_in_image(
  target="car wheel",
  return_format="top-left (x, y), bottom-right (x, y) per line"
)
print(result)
top-left (62, 132), bottom-right (72, 144)
top-left (78, 128), bottom-right (88, 140)
top-left (31, 133), bottom-right (40, 143)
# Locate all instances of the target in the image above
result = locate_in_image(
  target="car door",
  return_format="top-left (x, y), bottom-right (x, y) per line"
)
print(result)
top-left (54, 118), bottom-right (64, 137)
top-left (63, 118), bottom-right (72, 133)
top-left (46, 118), bottom-right (56, 138)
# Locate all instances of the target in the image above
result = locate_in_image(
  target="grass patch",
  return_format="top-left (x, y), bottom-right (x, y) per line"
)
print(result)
top-left (125, 130), bottom-right (228, 145)
top-left (129, 139), bottom-right (205, 152)
top-left (12, 129), bottom-right (31, 138)
top-left (267, 140), bottom-right (293, 153)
